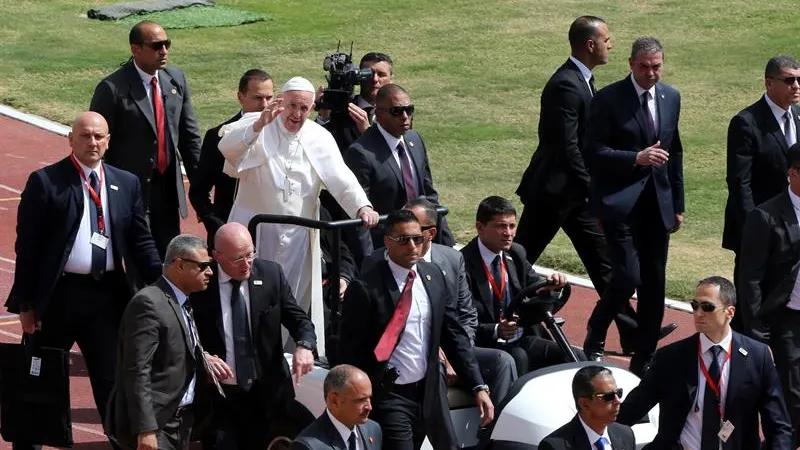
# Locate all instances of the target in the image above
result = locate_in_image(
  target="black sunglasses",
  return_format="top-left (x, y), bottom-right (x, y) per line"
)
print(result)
top-left (385, 105), bottom-right (415, 117)
top-left (592, 388), bottom-right (623, 402)
top-left (386, 234), bottom-right (426, 245)
top-left (690, 300), bottom-right (719, 312)
top-left (772, 76), bottom-right (800, 86)
top-left (177, 257), bottom-right (214, 271)
top-left (140, 39), bottom-right (171, 51)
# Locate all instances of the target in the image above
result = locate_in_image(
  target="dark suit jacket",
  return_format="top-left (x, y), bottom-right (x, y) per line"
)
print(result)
top-left (189, 112), bottom-right (242, 242)
top-left (292, 411), bottom-right (382, 450)
top-left (460, 238), bottom-right (545, 347)
top-left (190, 259), bottom-right (316, 414)
top-left (739, 190), bottom-right (800, 339)
top-left (538, 414), bottom-right (635, 450)
top-left (5, 157), bottom-right (161, 315)
top-left (343, 124), bottom-right (455, 249)
top-left (322, 95), bottom-right (369, 152)
top-left (106, 277), bottom-right (211, 449)
top-left (581, 76), bottom-right (684, 230)
top-left (338, 260), bottom-right (483, 415)
top-left (90, 61), bottom-right (201, 216)
top-left (617, 332), bottom-right (792, 450)
top-left (517, 59), bottom-right (593, 205)
top-left (723, 97), bottom-right (800, 252)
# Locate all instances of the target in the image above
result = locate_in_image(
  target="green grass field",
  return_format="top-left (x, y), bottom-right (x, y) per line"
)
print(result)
top-left (0, 0), bottom-right (788, 299)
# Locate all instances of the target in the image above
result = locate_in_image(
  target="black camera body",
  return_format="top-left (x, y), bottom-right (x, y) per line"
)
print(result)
top-left (319, 43), bottom-right (372, 113)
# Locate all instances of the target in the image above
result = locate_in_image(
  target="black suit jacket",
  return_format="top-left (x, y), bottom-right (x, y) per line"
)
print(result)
top-left (460, 238), bottom-right (544, 347)
top-left (343, 124), bottom-right (455, 249)
top-left (617, 332), bottom-right (792, 450)
top-left (189, 112), bottom-right (242, 242)
top-left (190, 259), bottom-right (316, 413)
top-left (292, 411), bottom-right (382, 450)
top-left (90, 61), bottom-right (201, 216)
top-left (723, 97), bottom-right (800, 252)
top-left (6, 157), bottom-right (161, 315)
top-left (517, 59), bottom-right (593, 205)
top-left (322, 95), bottom-right (370, 152)
top-left (582, 76), bottom-right (684, 230)
top-left (338, 260), bottom-right (483, 415)
top-left (538, 414), bottom-right (635, 450)
top-left (739, 190), bottom-right (800, 338)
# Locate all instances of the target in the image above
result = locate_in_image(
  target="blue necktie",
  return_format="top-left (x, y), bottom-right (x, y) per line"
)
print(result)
top-left (701, 345), bottom-right (723, 450)
top-left (88, 171), bottom-right (106, 280)
top-left (594, 436), bottom-right (608, 450)
top-left (348, 431), bottom-right (357, 450)
top-left (230, 279), bottom-right (257, 390)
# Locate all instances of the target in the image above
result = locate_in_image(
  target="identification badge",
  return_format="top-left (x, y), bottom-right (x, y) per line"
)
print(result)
top-left (91, 232), bottom-right (109, 250)
top-left (718, 420), bottom-right (735, 442)
top-left (30, 356), bottom-right (41, 377)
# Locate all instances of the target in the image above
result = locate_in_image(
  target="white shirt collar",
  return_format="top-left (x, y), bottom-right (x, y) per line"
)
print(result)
top-left (162, 275), bottom-right (188, 308)
top-left (569, 56), bottom-right (593, 83)
top-left (699, 327), bottom-right (733, 355)
top-left (72, 157), bottom-right (101, 177)
top-left (764, 93), bottom-right (792, 123)
top-left (377, 122), bottom-right (403, 151)
top-left (477, 238), bottom-right (503, 270)
top-left (386, 256), bottom-right (416, 288)
top-left (578, 414), bottom-right (610, 447)
top-left (326, 409), bottom-right (358, 446)
top-left (789, 186), bottom-right (800, 213)
top-left (133, 60), bottom-right (159, 86)
top-left (217, 265), bottom-right (233, 284)
top-left (630, 73), bottom-right (656, 101)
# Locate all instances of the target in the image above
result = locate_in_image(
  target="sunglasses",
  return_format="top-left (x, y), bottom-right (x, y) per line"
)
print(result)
top-left (385, 105), bottom-right (415, 117)
top-left (140, 39), bottom-right (171, 51)
top-left (690, 300), bottom-right (719, 312)
top-left (177, 257), bottom-right (214, 271)
top-left (772, 76), bottom-right (800, 86)
top-left (386, 234), bottom-right (426, 245)
top-left (592, 388), bottom-right (623, 402)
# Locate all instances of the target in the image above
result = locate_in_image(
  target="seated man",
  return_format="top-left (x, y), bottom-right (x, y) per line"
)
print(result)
top-left (461, 196), bottom-right (585, 375)
top-left (539, 365), bottom-right (634, 450)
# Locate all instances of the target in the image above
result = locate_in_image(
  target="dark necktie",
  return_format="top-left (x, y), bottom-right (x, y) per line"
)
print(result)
top-left (701, 344), bottom-right (723, 450)
top-left (641, 91), bottom-right (657, 144)
top-left (151, 76), bottom-right (168, 174)
top-left (589, 75), bottom-right (597, 96)
top-left (594, 436), bottom-right (608, 450)
top-left (230, 279), bottom-right (257, 390)
top-left (396, 142), bottom-right (418, 202)
top-left (88, 171), bottom-right (106, 280)
top-left (374, 270), bottom-right (416, 361)
top-left (784, 111), bottom-right (795, 147)
top-left (491, 255), bottom-right (508, 308)
top-left (348, 431), bottom-right (357, 450)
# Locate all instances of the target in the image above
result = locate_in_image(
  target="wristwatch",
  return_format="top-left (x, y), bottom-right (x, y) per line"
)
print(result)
top-left (296, 340), bottom-right (316, 352)
top-left (473, 384), bottom-right (490, 395)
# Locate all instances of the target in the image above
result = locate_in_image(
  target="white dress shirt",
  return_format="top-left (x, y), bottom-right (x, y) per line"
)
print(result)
top-left (63, 160), bottom-right (115, 274)
top-left (162, 276), bottom-right (197, 407)
top-left (377, 122), bottom-right (419, 191)
top-left (765, 94), bottom-right (797, 147)
top-left (680, 329), bottom-right (733, 450)
top-left (787, 187), bottom-right (800, 310)
top-left (386, 258), bottom-right (431, 384)
top-left (579, 415), bottom-right (613, 449)
top-left (217, 267), bottom-right (253, 385)
top-left (326, 409), bottom-right (362, 450)
top-left (569, 56), bottom-right (594, 95)
top-left (630, 73), bottom-right (659, 137)
top-left (134, 60), bottom-right (160, 106)
top-left (477, 239), bottom-right (522, 342)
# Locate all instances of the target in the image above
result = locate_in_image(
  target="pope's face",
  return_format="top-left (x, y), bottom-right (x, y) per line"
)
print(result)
top-left (280, 90), bottom-right (314, 134)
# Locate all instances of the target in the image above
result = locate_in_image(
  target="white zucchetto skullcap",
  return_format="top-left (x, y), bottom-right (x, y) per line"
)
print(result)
top-left (281, 76), bottom-right (315, 94)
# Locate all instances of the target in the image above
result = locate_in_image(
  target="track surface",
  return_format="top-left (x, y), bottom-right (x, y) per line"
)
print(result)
top-left (0, 114), bottom-right (695, 448)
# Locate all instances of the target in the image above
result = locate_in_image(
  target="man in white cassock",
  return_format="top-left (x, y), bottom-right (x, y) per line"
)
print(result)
top-left (218, 76), bottom-right (379, 354)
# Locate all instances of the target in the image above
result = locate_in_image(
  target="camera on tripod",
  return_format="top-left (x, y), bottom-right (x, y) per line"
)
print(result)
top-left (318, 42), bottom-right (373, 113)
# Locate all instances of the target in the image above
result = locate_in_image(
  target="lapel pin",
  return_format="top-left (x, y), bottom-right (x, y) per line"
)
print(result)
top-left (368, 437), bottom-right (375, 444)
top-left (426, 274), bottom-right (432, 281)
top-left (408, 141), bottom-right (414, 147)
top-left (442, 270), bottom-right (447, 276)
top-left (660, 94), bottom-right (665, 99)
top-left (738, 347), bottom-right (748, 356)
top-left (171, 88), bottom-right (177, 95)
top-left (109, 184), bottom-right (119, 191)
top-left (253, 280), bottom-right (263, 285)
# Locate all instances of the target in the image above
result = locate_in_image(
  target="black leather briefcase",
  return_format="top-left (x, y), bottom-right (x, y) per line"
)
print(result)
top-left (0, 334), bottom-right (73, 447)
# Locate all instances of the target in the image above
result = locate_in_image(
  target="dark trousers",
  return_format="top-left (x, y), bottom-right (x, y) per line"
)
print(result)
top-left (731, 252), bottom-right (746, 334)
top-left (515, 198), bottom-right (639, 341)
top-left (471, 346), bottom-right (517, 405)
top-left (501, 335), bottom-right (586, 376)
top-left (769, 309), bottom-right (800, 446)
top-left (587, 192), bottom-right (669, 373)
top-left (371, 380), bottom-right (455, 450)
top-left (12, 272), bottom-right (128, 450)
top-left (201, 383), bottom-right (269, 450)
top-left (156, 406), bottom-right (194, 450)
top-left (149, 168), bottom-right (181, 260)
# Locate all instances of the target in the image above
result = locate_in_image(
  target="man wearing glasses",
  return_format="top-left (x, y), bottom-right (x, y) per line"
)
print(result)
top-left (538, 365), bottom-right (634, 450)
top-left (618, 276), bottom-right (792, 450)
top-left (91, 20), bottom-right (202, 259)
top-left (724, 55), bottom-right (800, 333)
top-left (344, 83), bottom-right (456, 259)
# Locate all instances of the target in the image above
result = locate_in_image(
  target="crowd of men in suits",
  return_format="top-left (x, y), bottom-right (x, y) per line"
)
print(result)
top-left (6, 11), bottom-right (800, 450)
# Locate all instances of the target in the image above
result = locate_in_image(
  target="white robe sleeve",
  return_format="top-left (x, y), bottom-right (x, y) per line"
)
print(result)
top-left (311, 129), bottom-right (371, 218)
top-left (218, 112), bottom-right (267, 178)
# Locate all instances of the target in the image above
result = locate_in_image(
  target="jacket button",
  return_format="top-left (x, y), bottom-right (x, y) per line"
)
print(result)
top-left (148, 157), bottom-right (154, 163)
top-left (153, 140), bottom-right (158, 147)
top-left (146, 177), bottom-right (151, 183)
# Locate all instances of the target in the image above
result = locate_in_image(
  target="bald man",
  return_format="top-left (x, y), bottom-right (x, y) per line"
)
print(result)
top-left (191, 222), bottom-right (317, 450)
top-left (5, 112), bottom-right (161, 449)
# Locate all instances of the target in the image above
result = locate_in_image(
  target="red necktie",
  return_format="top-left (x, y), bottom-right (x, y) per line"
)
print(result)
top-left (151, 76), bottom-right (168, 174)
top-left (396, 142), bottom-right (418, 202)
top-left (374, 270), bottom-right (416, 362)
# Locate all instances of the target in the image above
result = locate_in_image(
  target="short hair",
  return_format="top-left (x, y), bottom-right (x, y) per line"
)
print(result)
top-left (360, 52), bottom-right (393, 71)
top-left (765, 55), bottom-right (800, 79)
top-left (164, 234), bottom-right (207, 266)
top-left (376, 83), bottom-right (408, 104)
top-left (323, 364), bottom-right (360, 397)
top-left (568, 16), bottom-right (606, 51)
top-left (572, 365), bottom-right (613, 406)
top-left (697, 276), bottom-right (737, 307)
top-left (129, 20), bottom-right (160, 45)
top-left (476, 196), bottom-right (516, 224)
top-left (384, 209), bottom-right (419, 235)
top-left (238, 69), bottom-right (272, 94)
top-left (789, 143), bottom-right (800, 169)
top-left (630, 36), bottom-right (663, 59)
top-left (404, 198), bottom-right (437, 226)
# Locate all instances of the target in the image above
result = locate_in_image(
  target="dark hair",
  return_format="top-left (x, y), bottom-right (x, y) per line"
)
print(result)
top-left (324, 364), bottom-right (361, 397)
top-left (376, 83), bottom-right (408, 104)
top-left (568, 16), bottom-right (606, 51)
top-left (572, 365), bottom-right (613, 407)
top-left (697, 276), bottom-right (737, 307)
top-left (789, 143), bottom-right (800, 170)
top-left (384, 209), bottom-right (419, 235)
top-left (630, 36), bottom-right (663, 60)
top-left (404, 198), bottom-right (437, 226)
top-left (129, 20), bottom-right (161, 45)
top-left (765, 55), bottom-right (800, 79)
top-left (164, 234), bottom-right (207, 266)
top-left (476, 196), bottom-right (516, 224)
top-left (360, 52), bottom-right (393, 72)
top-left (238, 69), bottom-right (272, 94)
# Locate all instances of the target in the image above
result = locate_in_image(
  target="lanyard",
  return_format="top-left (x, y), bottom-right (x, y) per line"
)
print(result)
top-left (697, 339), bottom-right (732, 418)
top-left (481, 255), bottom-right (506, 306)
top-left (69, 154), bottom-right (105, 234)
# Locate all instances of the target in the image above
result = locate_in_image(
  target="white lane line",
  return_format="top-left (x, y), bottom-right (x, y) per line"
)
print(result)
top-left (4, 154), bottom-right (25, 159)
top-left (73, 424), bottom-right (106, 437)
top-left (0, 184), bottom-right (21, 194)
top-left (0, 255), bottom-right (15, 264)
top-left (0, 313), bottom-right (18, 319)
top-left (0, 267), bottom-right (13, 274)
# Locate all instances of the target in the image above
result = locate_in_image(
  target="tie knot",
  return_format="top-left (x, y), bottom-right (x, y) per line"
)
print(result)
top-left (183, 302), bottom-right (192, 315)
top-left (396, 141), bottom-right (406, 153)
top-left (347, 431), bottom-right (357, 450)
top-left (150, 75), bottom-right (158, 87)
top-left (492, 254), bottom-right (502, 268)
top-left (709, 344), bottom-right (722, 358)
top-left (230, 279), bottom-right (242, 289)
top-left (89, 170), bottom-right (98, 182)
top-left (641, 91), bottom-right (650, 102)
top-left (595, 436), bottom-right (608, 450)
top-left (407, 270), bottom-right (416, 281)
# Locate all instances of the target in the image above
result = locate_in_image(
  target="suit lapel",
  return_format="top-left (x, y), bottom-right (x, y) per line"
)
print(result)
top-left (725, 332), bottom-right (746, 415)
top-left (380, 262), bottom-right (402, 309)
top-left (247, 262), bottom-right (264, 334)
top-left (625, 77), bottom-right (651, 145)
top-left (757, 97), bottom-right (790, 152)
top-left (684, 334), bottom-right (700, 412)
top-left (371, 126), bottom-right (405, 188)
top-left (504, 252), bottom-right (522, 298)
top-left (159, 69), bottom-right (178, 150)
top-left (566, 415), bottom-right (593, 450)
top-left (206, 269), bottom-right (225, 350)
top-left (126, 63), bottom-right (157, 135)
top-left (356, 423), bottom-right (377, 449)
top-left (565, 59), bottom-right (593, 100)
top-left (404, 133), bottom-right (425, 193)
top-left (158, 277), bottom-right (196, 357)
top-left (418, 263), bottom-right (443, 328)
top-left (321, 412), bottom-right (348, 450)
top-left (464, 241), bottom-right (496, 322)
top-left (777, 191), bottom-right (800, 253)
top-left (655, 84), bottom-right (668, 142)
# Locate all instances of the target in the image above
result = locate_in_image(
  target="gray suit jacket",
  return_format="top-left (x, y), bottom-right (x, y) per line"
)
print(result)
top-left (292, 412), bottom-right (381, 450)
top-left (105, 276), bottom-right (204, 449)
top-left (538, 414), bottom-right (634, 450)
